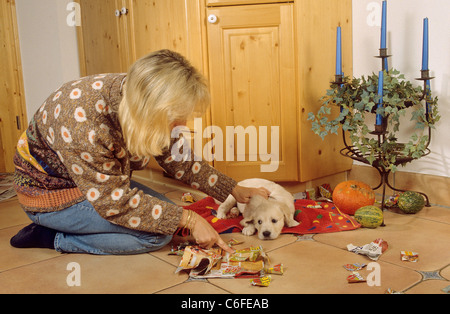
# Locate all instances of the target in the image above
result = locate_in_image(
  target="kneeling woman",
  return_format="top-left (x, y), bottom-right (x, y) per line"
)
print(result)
top-left (11, 50), bottom-right (268, 255)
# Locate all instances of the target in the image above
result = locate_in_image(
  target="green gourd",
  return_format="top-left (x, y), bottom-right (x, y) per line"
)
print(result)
top-left (354, 206), bottom-right (383, 228)
top-left (398, 191), bottom-right (425, 214)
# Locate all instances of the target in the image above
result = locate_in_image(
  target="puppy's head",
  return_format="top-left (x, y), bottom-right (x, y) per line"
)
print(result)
top-left (246, 195), bottom-right (291, 240)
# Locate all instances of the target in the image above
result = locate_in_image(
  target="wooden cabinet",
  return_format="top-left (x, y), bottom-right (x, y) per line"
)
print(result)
top-left (206, 3), bottom-right (298, 181)
top-left (128, 0), bottom-right (207, 73)
top-left (76, 0), bottom-right (353, 183)
top-left (0, 0), bottom-right (27, 172)
top-left (295, 0), bottom-right (353, 182)
top-left (77, 0), bottom-right (127, 75)
top-left (77, 0), bottom-right (206, 76)
top-left (207, 0), bottom-right (288, 6)
top-left (77, 0), bottom-right (209, 170)
top-left (205, 0), bottom-right (353, 182)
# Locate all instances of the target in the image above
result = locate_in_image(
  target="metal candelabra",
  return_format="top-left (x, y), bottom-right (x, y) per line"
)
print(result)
top-left (335, 50), bottom-right (433, 212)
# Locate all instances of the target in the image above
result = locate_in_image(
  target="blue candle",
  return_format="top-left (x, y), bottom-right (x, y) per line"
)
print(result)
top-left (336, 27), bottom-right (342, 76)
top-left (380, 1), bottom-right (387, 49)
top-left (422, 18), bottom-right (429, 71)
top-left (383, 57), bottom-right (389, 72)
top-left (426, 79), bottom-right (431, 116)
top-left (376, 71), bottom-right (384, 126)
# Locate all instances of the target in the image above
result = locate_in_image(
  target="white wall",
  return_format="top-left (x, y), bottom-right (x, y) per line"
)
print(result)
top-left (352, 0), bottom-right (450, 177)
top-left (15, 0), bottom-right (80, 120)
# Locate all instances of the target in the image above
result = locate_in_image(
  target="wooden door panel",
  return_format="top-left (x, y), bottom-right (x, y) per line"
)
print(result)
top-left (0, 0), bottom-right (27, 172)
top-left (130, 0), bottom-right (188, 58)
top-left (225, 28), bottom-right (282, 163)
top-left (296, 0), bottom-right (353, 181)
top-left (128, 0), bottom-right (205, 72)
top-left (126, 0), bottom-right (207, 170)
top-left (207, 4), bottom-right (298, 181)
top-left (78, 0), bottom-right (123, 75)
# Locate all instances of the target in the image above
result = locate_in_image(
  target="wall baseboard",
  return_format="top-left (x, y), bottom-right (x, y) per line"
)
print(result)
top-left (349, 165), bottom-right (450, 208)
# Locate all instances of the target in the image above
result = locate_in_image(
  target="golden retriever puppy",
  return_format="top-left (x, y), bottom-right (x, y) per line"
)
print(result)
top-left (217, 178), bottom-right (300, 239)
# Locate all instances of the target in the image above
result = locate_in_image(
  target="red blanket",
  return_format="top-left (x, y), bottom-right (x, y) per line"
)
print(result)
top-left (182, 197), bottom-right (360, 235)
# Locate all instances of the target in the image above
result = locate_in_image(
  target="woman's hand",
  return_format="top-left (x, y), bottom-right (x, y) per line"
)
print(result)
top-left (179, 210), bottom-right (234, 253)
top-left (231, 185), bottom-right (270, 204)
top-left (190, 213), bottom-right (234, 253)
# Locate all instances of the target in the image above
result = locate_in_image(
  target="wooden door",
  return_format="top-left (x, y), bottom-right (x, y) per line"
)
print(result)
top-left (125, 0), bottom-right (209, 171)
top-left (207, 3), bottom-right (298, 181)
top-left (0, 0), bottom-right (27, 172)
top-left (77, 0), bottom-right (129, 76)
top-left (126, 0), bottom-right (209, 129)
top-left (296, 0), bottom-right (353, 181)
top-left (127, 0), bottom-right (206, 74)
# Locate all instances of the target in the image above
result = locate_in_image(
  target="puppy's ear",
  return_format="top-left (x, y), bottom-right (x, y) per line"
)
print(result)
top-left (280, 203), bottom-right (300, 227)
top-left (240, 217), bottom-right (254, 226)
top-left (242, 195), bottom-right (263, 228)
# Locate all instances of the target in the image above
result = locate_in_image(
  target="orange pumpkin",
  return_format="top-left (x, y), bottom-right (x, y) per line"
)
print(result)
top-left (332, 180), bottom-right (375, 215)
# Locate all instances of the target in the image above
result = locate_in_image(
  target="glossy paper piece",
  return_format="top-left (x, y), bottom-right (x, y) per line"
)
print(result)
top-left (347, 238), bottom-right (388, 261)
top-left (347, 272), bottom-right (366, 283)
top-left (343, 263), bottom-right (367, 272)
top-left (251, 275), bottom-right (272, 287)
top-left (176, 245), bottom-right (273, 279)
top-left (181, 192), bottom-right (196, 203)
top-left (401, 251), bottom-right (419, 262)
top-left (176, 246), bottom-right (223, 275)
top-left (265, 264), bottom-right (284, 275)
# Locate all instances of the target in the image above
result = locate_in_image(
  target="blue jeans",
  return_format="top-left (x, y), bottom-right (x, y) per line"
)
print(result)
top-left (26, 181), bottom-right (174, 255)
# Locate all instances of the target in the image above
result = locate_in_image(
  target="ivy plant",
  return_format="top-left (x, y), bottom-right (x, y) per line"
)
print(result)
top-left (308, 69), bottom-right (440, 172)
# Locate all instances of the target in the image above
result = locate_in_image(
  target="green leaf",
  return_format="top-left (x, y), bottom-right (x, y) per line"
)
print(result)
top-left (309, 68), bottom-right (439, 171)
top-left (366, 154), bottom-right (376, 165)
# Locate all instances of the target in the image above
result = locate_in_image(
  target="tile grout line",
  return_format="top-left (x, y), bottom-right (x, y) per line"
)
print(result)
top-left (0, 222), bottom-right (29, 232)
top-left (147, 252), bottom-right (180, 269)
top-left (401, 263), bottom-right (450, 293)
top-left (0, 253), bottom-right (67, 275)
top-left (207, 281), bottom-right (234, 294)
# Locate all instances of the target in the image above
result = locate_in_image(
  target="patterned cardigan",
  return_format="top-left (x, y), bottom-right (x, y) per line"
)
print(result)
top-left (13, 73), bottom-right (237, 235)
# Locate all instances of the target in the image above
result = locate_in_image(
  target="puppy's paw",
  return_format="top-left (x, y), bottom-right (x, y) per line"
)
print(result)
top-left (227, 207), bottom-right (240, 219)
top-left (242, 225), bottom-right (256, 236)
top-left (216, 210), bottom-right (227, 220)
top-left (216, 204), bottom-right (229, 219)
top-left (286, 219), bottom-right (300, 228)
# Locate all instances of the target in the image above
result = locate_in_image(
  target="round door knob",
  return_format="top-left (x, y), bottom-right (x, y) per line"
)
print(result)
top-left (115, 9), bottom-right (121, 17)
top-left (121, 7), bottom-right (128, 15)
top-left (208, 14), bottom-right (218, 24)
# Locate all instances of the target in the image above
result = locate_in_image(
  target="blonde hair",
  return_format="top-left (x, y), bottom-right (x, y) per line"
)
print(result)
top-left (119, 50), bottom-right (210, 157)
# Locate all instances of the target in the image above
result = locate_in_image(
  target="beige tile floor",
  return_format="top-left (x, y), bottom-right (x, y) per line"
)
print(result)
top-left (0, 176), bottom-right (449, 294)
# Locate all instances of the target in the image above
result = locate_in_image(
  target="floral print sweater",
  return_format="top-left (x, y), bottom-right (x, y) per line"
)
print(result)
top-left (13, 73), bottom-right (237, 235)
